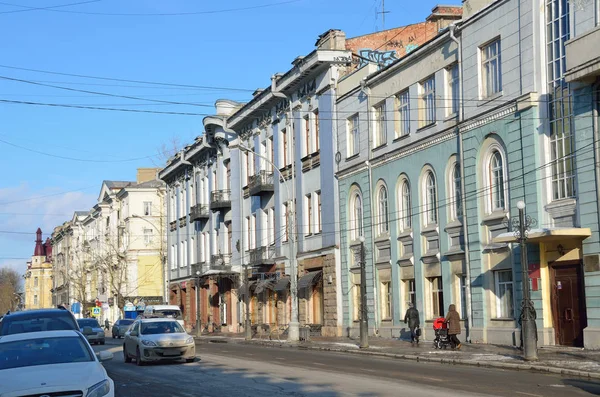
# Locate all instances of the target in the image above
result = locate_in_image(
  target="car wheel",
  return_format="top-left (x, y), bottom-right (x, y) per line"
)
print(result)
top-left (123, 345), bottom-right (131, 363)
top-left (136, 347), bottom-right (145, 366)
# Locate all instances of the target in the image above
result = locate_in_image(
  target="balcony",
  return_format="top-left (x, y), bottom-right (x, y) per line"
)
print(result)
top-left (301, 151), bottom-right (320, 172)
top-left (248, 171), bottom-right (274, 196)
top-left (179, 216), bottom-right (187, 228)
top-left (169, 221), bottom-right (177, 232)
top-left (210, 189), bottom-right (231, 210)
top-left (190, 204), bottom-right (210, 221)
top-left (210, 254), bottom-right (232, 271)
top-left (248, 246), bottom-right (276, 266)
top-left (565, 26), bottom-right (600, 82)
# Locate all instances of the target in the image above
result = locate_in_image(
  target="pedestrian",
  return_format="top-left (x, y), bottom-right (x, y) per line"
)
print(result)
top-left (445, 304), bottom-right (462, 350)
top-left (104, 318), bottom-right (110, 331)
top-left (403, 302), bottom-right (420, 345)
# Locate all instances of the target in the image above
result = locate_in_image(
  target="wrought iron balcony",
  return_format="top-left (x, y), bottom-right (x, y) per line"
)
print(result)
top-left (169, 220), bottom-right (177, 232)
top-left (210, 189), bottom-right (231, 210)
top-left (210, 254), bottom-right (232, 271)
top-left (190, 204), bottom-right (210, 221)
top-left (248, 171), bottom-right (274, 196)
top-left (301, 151), bottom-right (321, 172)
top-left (179, 216), bottom-right (187, 228)
top-left (248, 246), bottom-right (276, 266)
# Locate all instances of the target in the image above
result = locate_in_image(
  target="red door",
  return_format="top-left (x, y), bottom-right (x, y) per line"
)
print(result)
top-left (551, 263), bottom-right (586, 347)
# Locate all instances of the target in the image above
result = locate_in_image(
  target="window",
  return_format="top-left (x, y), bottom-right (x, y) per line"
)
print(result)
top-left (420, 76), bottom-right (436, 127)
top-left (306, 193), bottom-right (313, 235)
top-left (447, 64), bottom-right (459, 116)
top-left (495, 270), bottom-right (514, 318)
top-left (460, 275), bottom-right (467, 320)
top-left (143, 228), bottom-right (153, 245)
top-left (399, 180), bottom-right (412, 230)
top-left (351, 192), bottom-right (364, 240)
top-left (34, 277), bottom-right (38, 287)
top-left (268, 137), bottom-right (274, 172)
top-left (550, 86), bottom-right (575, 200)
top-left (395, 90), bottom-right (410, 137)
top-left (34, 295), bottom-right (38, 306)
top-left (381, 281), bottom-right (392, 320)
top-left (488, 150), bottom-right (506, 211)
top-left (304, 115), bottom-right (311, 156)
top-left (429, 277), bottom-right (444, 318)
top-left (377, 185), bottom-right (389, 234)
top-left (191, 236), bottom-right (197, 263)
top-left (314, 110), bottom-right (320, 152)
top-left (347, 114), bottom-right (360, 156)
top-left (481, 39), bottom-right (502, 98)
top-left (245, 216), bottom-right (251, 251)
top-left (374, 103), bottom-right (387, 147)
top-left (170, 245), bottom-right (176, 269)
top-left (268, 208), bottom-right (275, 245)
top-left (143, 201), bottom-right (152, 216)
top-left (316, 191), bottom-right (322, 233)
top-left (250, 214), bottom-right (257, 249)
top-left (405, 279), bottom-right (416, 307)
top-left (282, 129), bottom-right (288, 167)
top-left (451, 163), bottom-right (463, 219)
top-left (425, 171), bottom-right (438, 224)
top-left (282, 203), bottom-right (289, 242)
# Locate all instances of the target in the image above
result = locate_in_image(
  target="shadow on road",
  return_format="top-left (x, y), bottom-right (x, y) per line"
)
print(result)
top-left (562, 379), bottom-right (600, 395)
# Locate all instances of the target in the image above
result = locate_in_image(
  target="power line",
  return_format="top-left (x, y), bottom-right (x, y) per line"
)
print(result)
top-left (0, 186), bottom-right (96, 206)
top-left (0, 0), bottom-right (99, 15)
top-left (0, 0), bottom-right (302, 16)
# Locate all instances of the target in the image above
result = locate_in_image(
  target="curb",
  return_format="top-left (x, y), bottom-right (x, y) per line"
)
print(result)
top-left (195, 337), bottom-right (600, 379)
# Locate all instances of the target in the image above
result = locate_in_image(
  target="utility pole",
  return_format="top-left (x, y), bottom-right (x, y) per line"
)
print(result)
top-left (359, 236), bottom-right (368, 348)
top-left (195, 270), bottom-right (201, 337)
top-left (517, 200), bottom-right (538, 361)
top-left (244, 264), bottom-right (252, 340)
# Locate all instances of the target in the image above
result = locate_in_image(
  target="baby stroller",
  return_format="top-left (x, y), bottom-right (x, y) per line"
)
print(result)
top-left (433, 317), bottom-right (455, 349)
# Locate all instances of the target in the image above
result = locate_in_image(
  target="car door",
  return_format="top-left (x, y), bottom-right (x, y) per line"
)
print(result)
top-left (126, 321), bottom-right (139, 354)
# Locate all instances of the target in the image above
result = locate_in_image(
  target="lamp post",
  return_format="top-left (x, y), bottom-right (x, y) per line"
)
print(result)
top-left (196, 270), bottom-right (202, 337)
top-left (244, 264), bottom-right (252, 340)
top-left (516, 200), bottom-right (538, 361)
top-left (358, 236), bottom-right (368, 348)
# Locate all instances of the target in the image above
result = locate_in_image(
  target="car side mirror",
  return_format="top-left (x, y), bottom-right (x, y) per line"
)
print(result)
top-left (82, 326), bottom-right (94, 336)
top-left (130, 331), bottom-right (138, 337)
top-left (97, 351), bottom-right (113, 362)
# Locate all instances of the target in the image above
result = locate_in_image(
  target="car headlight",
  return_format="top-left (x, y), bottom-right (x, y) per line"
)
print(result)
top-left (141, 339), bottom-right (157, 346)
top-left (186, 336), bottom-right (194, 344)
top-left (87, 379), bottom-right (110, 397)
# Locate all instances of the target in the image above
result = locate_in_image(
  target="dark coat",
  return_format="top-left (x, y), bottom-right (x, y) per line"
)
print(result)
top-left (445, 304), bottom-right (461, 335)
top-left (404, 307), bottom-right (420, 329)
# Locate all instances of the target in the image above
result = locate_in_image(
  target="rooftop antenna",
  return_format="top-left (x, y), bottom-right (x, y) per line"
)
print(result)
top-left (377, 0), bottom-right (390, 31)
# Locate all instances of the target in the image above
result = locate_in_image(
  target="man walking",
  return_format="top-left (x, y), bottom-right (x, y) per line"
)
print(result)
top-left (404, 303), bottom-right (420, 345)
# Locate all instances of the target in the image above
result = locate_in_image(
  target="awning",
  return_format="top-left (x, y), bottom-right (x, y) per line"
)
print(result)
top-left (254, 279), bottom-right (275, 294)
top-left (274, 277), bottom-right (290, 292)
top-left (493, 227), bottom-right (591, 244)
top-left (297, 270), bottom-right (323, 289)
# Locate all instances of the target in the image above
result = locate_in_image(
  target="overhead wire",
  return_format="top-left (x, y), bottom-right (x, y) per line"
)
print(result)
top-left (0, 0), bottom-right (99, 15)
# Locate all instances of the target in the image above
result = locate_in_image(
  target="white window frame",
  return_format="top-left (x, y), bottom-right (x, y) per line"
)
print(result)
top-left (481, 39), bottom-right (502, 98)
top-left (303, 114), bottom-right (311, 157)
top-left (446, 63), bottom-right (459, 116)
top-left (316, 191), bottom-right (322, 233)
top-left (380, 281), bottom-right (392, 320)
top-left (347, 114), bottom-right (360, 157)
top-left (395, 90), bottom-right (410, 137)
top-left (423, 171), bottom-right (438, 225)
top-left (377, 185), bottom-right (389, 235)
top-left (282, 203), bottom-right (289, 243)
top-left (399, 178), bottom-right (412, 231)
top-left (373, 102), bottom-right (387, 148)
top-left (419, 75), bottom-right (436, 128)
top-left (428, 276), bottom-right (444, 319)
top-left (350, 191), bottom-right (364, 240)
top-left (484, 145), bottom-right (508, 213)
top-left (449, 162), bottom-right (462, 220)
top-left (143, 228), bottom-right (153, 245)
top-left (268, 207), bottom-right (275, 246)
top-left (305, 193), bottom-right (313, 236)
top-left (494, 270), bottom-right (514, 319)
top-left (143, 201), bottom-right (152, 216)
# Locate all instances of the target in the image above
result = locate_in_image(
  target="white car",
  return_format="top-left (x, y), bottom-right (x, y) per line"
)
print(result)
top-left (0, 330), bottom-right (114, 397)
top-left (123, 318), bottom-right (196, 365)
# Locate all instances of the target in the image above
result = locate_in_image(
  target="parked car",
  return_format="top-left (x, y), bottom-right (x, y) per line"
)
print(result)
top-left (142, 305), bottom-right (184, 326)
top-left (112, 319), bottom-right (134, 339)
top-left (0, 308), bottom-right (79, 335)
top-left (0, 330), bottom-right (114, 396)
top-left (123, 318), bottom-right (196, 365)
top-left (77, 318), bottom-right (106, 345)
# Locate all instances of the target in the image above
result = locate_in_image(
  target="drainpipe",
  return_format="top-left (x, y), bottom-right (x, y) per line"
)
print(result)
top-left (271, 75), bottom-right (300, 342)
top-left (450, 23), bottom-right (472, 342)
top-left (166, 184), bottom-right (171, 304)
top-left (360, 77), bottom-right (379, 334)
top-left (593, 82), bottom-right (600, 246)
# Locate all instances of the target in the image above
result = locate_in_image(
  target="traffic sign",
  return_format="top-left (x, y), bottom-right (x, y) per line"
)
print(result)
top-left (92, 307), bottom-right (101, 316)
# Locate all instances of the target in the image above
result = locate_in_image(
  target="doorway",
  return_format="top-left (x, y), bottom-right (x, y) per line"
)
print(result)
top-left (550, 262), bottom-right (587, 346)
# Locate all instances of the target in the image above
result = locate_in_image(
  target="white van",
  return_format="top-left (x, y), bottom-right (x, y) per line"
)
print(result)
top-left (142, 305), bottom-right (184, 326)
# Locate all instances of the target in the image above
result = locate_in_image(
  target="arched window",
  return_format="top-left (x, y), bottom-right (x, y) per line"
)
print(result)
top-left (351, 192), bottom-right (364, 240)
top-left (453, 163), bottom-right (462, 219)
top-left (425, 172), bottom-right (438, 224)
top-left (489, 150), bottom-right (505, 211)
top-left (378, 185), bottom-right (389, 234)
top-left (399, 179), bottom-right (412, 230)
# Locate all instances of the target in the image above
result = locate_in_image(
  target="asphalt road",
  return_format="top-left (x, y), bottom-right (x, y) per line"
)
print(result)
top-left (94, 338), bottom-right (600, 397)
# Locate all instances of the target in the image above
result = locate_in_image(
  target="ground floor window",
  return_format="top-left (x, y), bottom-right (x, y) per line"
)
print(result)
top-left (459, 275), bottom-right (467, 320)
top-left (404, 279), bottom-right (416, 309)
top-left (380, 281), bottom-right (392, 320)
top-left (494, 270), bottom-right (514, 318)
top-left (429, 276), bottom-right (444, 318)
top-left (310, 283), bottom-right (324, 324)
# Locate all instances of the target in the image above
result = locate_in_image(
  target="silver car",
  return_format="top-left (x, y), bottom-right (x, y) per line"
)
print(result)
top-left (123, 318), bottom-right (196, 366)
top-left (111, 319), bottom-right (134, 339)
top-left (77, 318), bottom-right (105, 345)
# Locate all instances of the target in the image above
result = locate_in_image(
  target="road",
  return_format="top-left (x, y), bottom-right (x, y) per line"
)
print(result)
top-left (94, 338), bottom-right (600, 396)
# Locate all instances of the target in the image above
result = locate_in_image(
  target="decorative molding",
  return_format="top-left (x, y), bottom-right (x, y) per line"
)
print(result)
top-left (459, 105), bottom-right (517, 133)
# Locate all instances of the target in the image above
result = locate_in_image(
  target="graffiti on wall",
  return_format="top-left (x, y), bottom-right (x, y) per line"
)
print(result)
top-left (358, 49), bottom-right (399, 68)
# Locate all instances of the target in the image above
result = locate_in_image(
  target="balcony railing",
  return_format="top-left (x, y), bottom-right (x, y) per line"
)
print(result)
top-left (248, 246), bottom-right (276, 266)
top-left (190, 204), bottom-right (210, 221)
top-left (210, 254), bottom-right (232, 271)
top-left (210, 189), bottom-right (232, 210)
top-left (179, 216), bottom-right (187, 228)
top-left (248, 171), bottom-right (274, 196)
top-left (301, 151), bottom-right (321, 172)
top-left (169, 220), bottom-right (177, 232)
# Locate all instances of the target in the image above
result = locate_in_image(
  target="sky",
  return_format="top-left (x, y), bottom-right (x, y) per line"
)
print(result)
top-left (0, 0), bottom-right (460, 277)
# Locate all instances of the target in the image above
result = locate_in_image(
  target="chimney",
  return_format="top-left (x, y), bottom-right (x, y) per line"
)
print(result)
top-left (137, 168), bottom-right (160, 184)
top-left (426, 5), bottom-right (463, 31)
top-left (315, 29), bottom-right (346, 50)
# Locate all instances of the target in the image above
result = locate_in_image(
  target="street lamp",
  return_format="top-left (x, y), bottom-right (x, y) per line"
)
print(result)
top-left (516, 200), bottom-right (538, 361)
top-left (358, 236), bottom-right (368, 349)
top-left (196, 270), bottom-right (202, 337)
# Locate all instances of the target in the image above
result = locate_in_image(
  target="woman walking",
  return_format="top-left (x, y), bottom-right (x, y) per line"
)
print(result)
top-left (445, 304), bottom-right (462, 350)
top-left (403, 303), bottom-right (420, 345)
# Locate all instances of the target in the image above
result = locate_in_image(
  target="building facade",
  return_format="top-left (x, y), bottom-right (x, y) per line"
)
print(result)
top-left (24, 228), bottom-right (53, 310)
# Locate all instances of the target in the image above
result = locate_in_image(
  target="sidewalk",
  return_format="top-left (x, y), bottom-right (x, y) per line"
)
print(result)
top-left (195, 333), bottom-right (600, 379)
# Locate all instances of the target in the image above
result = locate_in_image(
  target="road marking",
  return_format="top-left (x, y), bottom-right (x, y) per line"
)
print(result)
top-left (516, 392), bottom-right (543, 397)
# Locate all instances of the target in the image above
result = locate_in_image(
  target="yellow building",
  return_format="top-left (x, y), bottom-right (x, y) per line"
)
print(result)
top-left (24, 228), bottom-right (54, 309)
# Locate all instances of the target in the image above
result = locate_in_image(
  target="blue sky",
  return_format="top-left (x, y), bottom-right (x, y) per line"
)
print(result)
top-left (0, 0), bottom-right (459, 276)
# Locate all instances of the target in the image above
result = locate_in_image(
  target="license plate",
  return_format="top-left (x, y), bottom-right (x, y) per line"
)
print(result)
top-left (163, 349), bottom-right (180, 356)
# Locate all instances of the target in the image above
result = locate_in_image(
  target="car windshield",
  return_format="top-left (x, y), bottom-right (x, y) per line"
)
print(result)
top-left (77, 319), bottom-right (100, 328)
top-left (1, 312), bottom-right (77, 335)
top-left (119, 320), bottom-right (134, 326)
top-left (153, 309), bottom-right (182, 319)
top-left (0, 336), bottom-right (94, 370)
top-left (140, 321), bottom-right (184, 335)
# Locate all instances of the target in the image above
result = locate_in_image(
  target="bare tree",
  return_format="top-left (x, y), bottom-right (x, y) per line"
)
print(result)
top-left (0, 267), bottom-right (22, 313)
top-left (153, 135), bottom-right (183, 167)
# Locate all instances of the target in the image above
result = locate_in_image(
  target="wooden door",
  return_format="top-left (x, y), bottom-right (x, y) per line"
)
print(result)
top-left (551, 262), bottom-right (586, 347)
